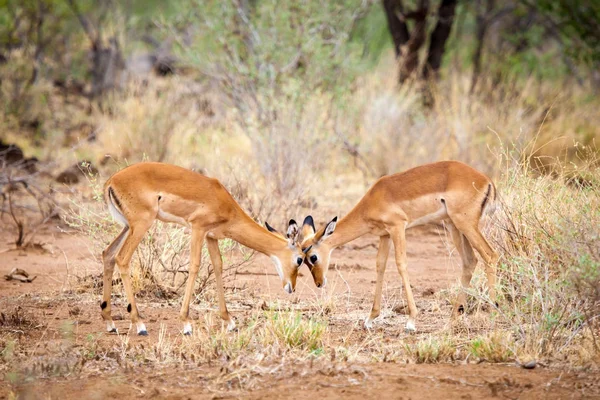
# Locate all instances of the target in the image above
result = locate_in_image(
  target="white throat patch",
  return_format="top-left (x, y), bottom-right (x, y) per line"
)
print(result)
top-left (270, 256), bottom-right (284, 280)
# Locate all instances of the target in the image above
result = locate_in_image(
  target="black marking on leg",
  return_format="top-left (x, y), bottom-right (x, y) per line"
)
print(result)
top-left (101, 301), bottom-right (107, 310)
top-left (481, 183), bottom-right (492, 212)
top-left (108, 187), bottom-right (123, 210)
top-left (458, 304), bottom-right (465, 314)
top-left (127, 303), bottom-right (132, 313)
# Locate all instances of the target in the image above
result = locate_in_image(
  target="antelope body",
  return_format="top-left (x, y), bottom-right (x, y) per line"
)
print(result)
top-left (301, 161), bottom-right (499, 332)
top-left (101, 162), bottom-right (305, 335)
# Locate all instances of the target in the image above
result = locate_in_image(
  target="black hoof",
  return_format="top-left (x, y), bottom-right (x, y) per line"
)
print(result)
top-left (458, 304), bottom-right (465, 314)
top-left (138, 330), bottom-right (148, 336)
top-left (495, 302), bottom-right (499, 308)
top-left (108, 328), bottom-right (118, 334)
top-left (183, 331), bottom-right (192, 336)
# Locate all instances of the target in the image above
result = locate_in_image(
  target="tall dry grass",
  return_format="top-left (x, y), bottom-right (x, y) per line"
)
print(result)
top-left (487, 145), bottom-right (600, 364)
top-left (339, 56), bottom-right (599, 179)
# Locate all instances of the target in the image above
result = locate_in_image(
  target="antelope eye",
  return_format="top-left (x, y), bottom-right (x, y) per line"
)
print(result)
top-left (296, 257), bottom-right (303, 266)
top-left (310, 255), bottom-right (318, 264)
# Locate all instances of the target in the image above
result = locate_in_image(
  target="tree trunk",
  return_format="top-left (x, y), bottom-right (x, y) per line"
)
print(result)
top-left (470, 0), bottom-right (495, 93)
top-left (382, 0), bottom-right (410, 58)
top-left (67, 0), bottom-right (124, 98)
top-left (90, 37), bottom-right (124, 97)
top-left (423, 0), bottom-right (457, 81)
top-left (398, 1), bottom-right (429, 83)
top-left (29, 0), bottom-right (49, 86)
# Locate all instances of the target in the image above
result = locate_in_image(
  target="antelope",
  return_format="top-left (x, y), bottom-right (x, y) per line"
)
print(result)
top-left (101, 162), bottom-right (307, 336)
top-left (300, 161), bottom-right (499, 332)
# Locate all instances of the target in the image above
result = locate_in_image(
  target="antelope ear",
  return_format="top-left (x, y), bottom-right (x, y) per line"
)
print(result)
top-left (287, 219), bottom-right (299, 240)
top-left (302, 215), bottom-right (316, 233)
top-left (265, 221), bottom-right (278, 234)
top-left (323, 216), bottom-right (337, 238)
top-left (314, 216), bottom-right (337, 243)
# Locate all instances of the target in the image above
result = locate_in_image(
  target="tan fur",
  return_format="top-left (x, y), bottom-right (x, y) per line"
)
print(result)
top-left (302, 161), bottom-right (499, 331)
top-left (101, 162), bottom-right (305, 335)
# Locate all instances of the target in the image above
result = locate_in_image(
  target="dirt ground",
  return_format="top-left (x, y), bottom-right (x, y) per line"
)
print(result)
top-left (1, 221), bottom-right (599, 399)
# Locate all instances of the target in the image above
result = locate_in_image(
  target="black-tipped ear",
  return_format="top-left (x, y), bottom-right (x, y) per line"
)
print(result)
top-left (324, 216), bottom-right (337, 237)
top-left (287, 219), bottom-right (299, 239)
top-left (302, 215), bottom-right (316, 232)
top-left (265, 221), bottom-right (278, 233)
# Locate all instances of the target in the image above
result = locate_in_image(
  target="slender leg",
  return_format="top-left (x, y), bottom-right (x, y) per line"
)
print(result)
top-left (101, 227), bottom-right (129, 333)
top-left (452, 218), bottom-right (499, 305)
top-left (180, 228), bottom-right (205, 335)
top-left (390, 225), bottom-right (418, 332)
top-left (207, 237), bottom-right (235, 331)
top-left (447, 222), bottom-right (478, 315)
top-left (115, 220), bottom-right (153, 335)
top-left (364, 235), bottom-right (391, 329)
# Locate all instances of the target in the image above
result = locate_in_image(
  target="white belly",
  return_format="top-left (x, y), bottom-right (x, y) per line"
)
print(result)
top-left (406, 206), bottom-right (448, 229)
top-left (157, 208), bottom-right (191, 228)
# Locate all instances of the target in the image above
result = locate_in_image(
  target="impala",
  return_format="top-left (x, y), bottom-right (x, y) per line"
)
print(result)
top-left (301, 161), bottom-right (499, 332)
top-left (101, 162), bottom-right (306, 336)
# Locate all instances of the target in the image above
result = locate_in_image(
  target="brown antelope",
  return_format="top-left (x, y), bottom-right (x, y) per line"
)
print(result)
top-left (101, 162), bottom-right (307, 336)
top-left (300, 161), bottom-right (499, 332)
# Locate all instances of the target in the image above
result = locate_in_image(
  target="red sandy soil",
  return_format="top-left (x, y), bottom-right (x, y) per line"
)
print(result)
top-left (1, 222), bottom-right (599, 399)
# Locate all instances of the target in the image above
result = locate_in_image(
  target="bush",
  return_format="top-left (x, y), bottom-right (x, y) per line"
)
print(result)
top-left (490, 147), bottom-right (600, 362)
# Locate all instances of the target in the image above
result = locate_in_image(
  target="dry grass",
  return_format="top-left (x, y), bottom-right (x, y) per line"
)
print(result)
top-left (486, 146), bottom-right (600, 364)
top-left (406, 336), bottom-right (457, 364)
top-left (468, 332), bottom-right (515, 363)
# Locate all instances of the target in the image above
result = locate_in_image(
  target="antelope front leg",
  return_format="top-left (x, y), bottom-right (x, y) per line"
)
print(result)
top-left (206, 237), bottom-right (235, 331)
top-left (365, 235), bottom-right (391, 330)
top-left (180, 228), bottom-right (205, 335)
top-left (390, 225), bottom-right (418, 333)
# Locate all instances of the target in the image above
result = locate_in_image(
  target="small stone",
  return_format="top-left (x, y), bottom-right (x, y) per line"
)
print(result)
top-left (393, 304), bottom-right (408, 314)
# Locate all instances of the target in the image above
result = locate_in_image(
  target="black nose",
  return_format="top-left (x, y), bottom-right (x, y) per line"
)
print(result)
top-left (310, 255), bottom-right (318, 264)
top-left (296, 257), bottom-right (303, 266)
top-left (316, 282), bottom-right (322, 288)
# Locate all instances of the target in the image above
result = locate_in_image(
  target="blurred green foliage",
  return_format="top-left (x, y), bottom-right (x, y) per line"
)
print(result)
top-left (170, 0), bottom-right (371, 99)
top-left (1, 0), bottom-right (599, 106)
top-left (533, 0), bottom-right (600, 65)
